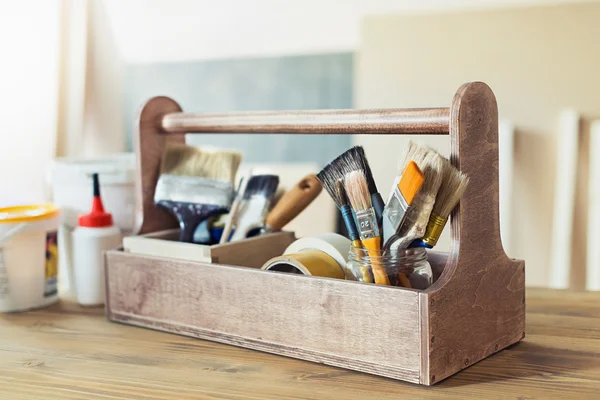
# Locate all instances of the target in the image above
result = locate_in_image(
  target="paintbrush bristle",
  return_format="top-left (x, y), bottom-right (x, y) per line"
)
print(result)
top-left (317, 146), bottom-right (379, 199)
top-left (344, 170), bottom-right (372, 212)
top-left (399, 140), bottom-right (434, 173)
top-left (317, 168), bottom-right (344, 207)
top-left (433, 162), bottom-right (470, 217)
top-left (243, 175), bottom-right (279, 199)
top-left (420, 152), bottom-right (445, 195)
top-left (334, 179), bottom-right (348, 207)
top-left (160, 143), bottom-right (242, 183)
top-left (398, 161), bottom-right (425, 205)
top-left (349, 146), bottom-right (378, 195)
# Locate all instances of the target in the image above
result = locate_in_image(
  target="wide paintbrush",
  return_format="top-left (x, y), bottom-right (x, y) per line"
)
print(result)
top-left (155, 144), bottom-right (241, 243)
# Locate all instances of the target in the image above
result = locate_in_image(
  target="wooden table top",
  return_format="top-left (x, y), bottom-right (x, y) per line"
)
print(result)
top-left (1, 288), bottom-right (599, 399)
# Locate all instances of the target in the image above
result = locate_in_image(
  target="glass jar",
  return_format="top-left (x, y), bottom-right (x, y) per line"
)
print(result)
top-left (344, 246), bottom-right (433, 289)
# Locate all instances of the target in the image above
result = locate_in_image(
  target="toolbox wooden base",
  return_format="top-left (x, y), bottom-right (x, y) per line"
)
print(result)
top-left (106, 82), bottom-right (525, 385)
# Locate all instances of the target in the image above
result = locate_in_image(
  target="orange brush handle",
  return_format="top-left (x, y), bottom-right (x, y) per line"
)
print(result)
top-left (351, 239), bottom-right (373, 283)
top-left (361, 236), bottom-right (390, 285)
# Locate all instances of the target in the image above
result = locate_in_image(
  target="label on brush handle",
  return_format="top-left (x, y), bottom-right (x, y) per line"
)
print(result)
top-left (355, 208), bottom-right (380, 239)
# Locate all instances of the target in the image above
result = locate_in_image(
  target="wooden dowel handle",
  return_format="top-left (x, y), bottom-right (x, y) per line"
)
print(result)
top-left (161, 108), bottom-right (450, 135)
top-left (266, 174), bottom-right (323, 231)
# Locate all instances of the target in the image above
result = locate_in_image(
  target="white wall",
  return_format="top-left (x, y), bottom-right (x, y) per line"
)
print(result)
top-left (101, 0), bottom-right (590, 63)
top-left (355, 2), bottom-right (600, 287)
top-left (0, 1), bottom-right (61, 205)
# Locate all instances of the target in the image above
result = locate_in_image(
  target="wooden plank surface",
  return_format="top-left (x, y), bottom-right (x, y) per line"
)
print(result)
top-left (0, 289), bottom-right (598, 399)
top-left (105, 251), bottom-right (422, 383)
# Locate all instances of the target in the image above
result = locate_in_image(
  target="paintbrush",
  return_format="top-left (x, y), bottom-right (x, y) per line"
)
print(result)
top-left (317, 166), bottom-right (373, 282)
top-left (345, 170), bottom-right (389, 285)
top-left (264, 174), bottom-right (322, 232)
top-left (412, 160), bottom-right (469, 248)
top-left (318, 146), bottom-right (384, 228)
top-left (335, 180), bottom-right (374, 283)
top-left (382, 161), bottom-right (425, 248)
top-left (316, 169), bottom-right (362, 248)
top-left (228, 174), bottom-right (279, 242)
top-left (389, 146), bottom-right (445, 250)
top-left (219, 169), bottom-right (253, 244)
top-left (155, 143), bottom-right (241, 243)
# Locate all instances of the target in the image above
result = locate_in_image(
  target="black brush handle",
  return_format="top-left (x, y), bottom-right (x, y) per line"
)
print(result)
top-left (371, 193), bottom-right (385, 230)
top-left (157, 201), bottom-right (228, 243)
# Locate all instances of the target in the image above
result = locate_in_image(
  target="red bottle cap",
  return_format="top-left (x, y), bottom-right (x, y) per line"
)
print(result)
top-left (78, 173), bottom-right (113, 228)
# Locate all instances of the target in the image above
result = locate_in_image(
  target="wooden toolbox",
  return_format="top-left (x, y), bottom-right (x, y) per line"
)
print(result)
top-left (105, 82), bottom-right (525, 385)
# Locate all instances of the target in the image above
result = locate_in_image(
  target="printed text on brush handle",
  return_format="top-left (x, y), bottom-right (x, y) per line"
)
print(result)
top-left (355, 209), bottom-right (380, 239)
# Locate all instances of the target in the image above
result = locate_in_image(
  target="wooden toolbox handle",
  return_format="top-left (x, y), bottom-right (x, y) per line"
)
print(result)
top-left (135, 82), bottom-right (510, 278)
top-left (135, 82), bottom-right (504, 260)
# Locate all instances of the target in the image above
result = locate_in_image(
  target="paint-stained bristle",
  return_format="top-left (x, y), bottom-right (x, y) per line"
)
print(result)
top-left (316, 166), bottom-right (344, 207)
top-left (243, 175), bottom-right (279, 199)
top-left (398, 161), bottom-right (425, 205)
top-left (420, 152), bottom-right (445, 195)
top-left (344, 170), bottom-right (372, 212)
top-left (433, 162), bottom-right (470, 217)
top-left (317, 146), bottom-right (378, 198)
top-left (399, 140), bottom-right (438, 173)
top-left (349, 146), bottom-right (378, 195)
top-left (160, 143), bottom-right (242, 183)
top-left (334, 180), bottom-right (348, 207)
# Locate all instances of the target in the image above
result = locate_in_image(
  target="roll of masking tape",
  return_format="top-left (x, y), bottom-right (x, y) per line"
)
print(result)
top-left (261, 233), bottom-right (350, 279)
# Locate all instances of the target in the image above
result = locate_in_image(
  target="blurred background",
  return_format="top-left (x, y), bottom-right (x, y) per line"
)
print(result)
top-left (1, 0), bottom-right (598, 289)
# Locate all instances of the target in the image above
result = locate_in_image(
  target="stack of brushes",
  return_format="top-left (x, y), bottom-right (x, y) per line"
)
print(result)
top-left (317, 142), bottom-right (469, 286)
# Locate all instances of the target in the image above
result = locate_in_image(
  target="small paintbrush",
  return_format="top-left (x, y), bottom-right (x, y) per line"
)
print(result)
top-left (318, 146), bottom-right (384, 228)
top-left (412, 160), bottom-right (469, 248)
top-left (228, 174), bottom-right (279, 242)
top-left (382, 161), bottom-right (425, 248)
top-left (335, 180), bottom-right (374, 283)
top-left (317, 167), bottom-right (373, 282)
top-left (155, 143), bottom-right (241, 243)
top-left (316, 169), bottom-right (363, 248)
top-left (345, 170), bottom-right (389, 285)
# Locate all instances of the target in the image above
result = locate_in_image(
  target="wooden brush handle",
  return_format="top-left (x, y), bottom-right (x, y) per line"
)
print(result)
top-left (265, 174), bottom-right (323, 231)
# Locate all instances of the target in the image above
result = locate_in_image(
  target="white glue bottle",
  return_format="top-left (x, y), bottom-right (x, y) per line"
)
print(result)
top-left (72, 173), bottom-right (121, 306)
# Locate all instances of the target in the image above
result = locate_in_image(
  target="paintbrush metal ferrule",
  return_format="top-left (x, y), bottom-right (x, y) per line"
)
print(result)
top-left (382, 184), bottom-right (410, 244)
top-left (154, 174), bottom-right (234, 206)
top-left (355, 207), bottom-right (380, 240)
top-left (421, 212), bottom-right (448, 247)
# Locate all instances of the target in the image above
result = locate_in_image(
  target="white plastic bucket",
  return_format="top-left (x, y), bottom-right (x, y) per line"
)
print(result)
top-left (0, 205), bottom-right (60, 312)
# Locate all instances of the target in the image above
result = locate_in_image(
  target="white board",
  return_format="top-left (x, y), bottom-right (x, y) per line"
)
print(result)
top-left (499, 120), bottom-right (515, 256)
top-left (587, 121), bottom-right (600, 291)
top-left (549, 109), bottom-right (580, 289)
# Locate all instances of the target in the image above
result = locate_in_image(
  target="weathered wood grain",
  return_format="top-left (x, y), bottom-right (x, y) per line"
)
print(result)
top-left (124, 82), bottom-right (525, 385)
top-left (421, 82), bottom-right (526, 385)
top-left (105, 250), bottom-right (423, 383)
top-left (161, 108), bottom-right (451, 134)
top-left (124, 229), bottom-right (296, 268)
top-left (0, 289), bottom-right (597, 400)
top-left (135, 96), bottom-right (185, 235)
